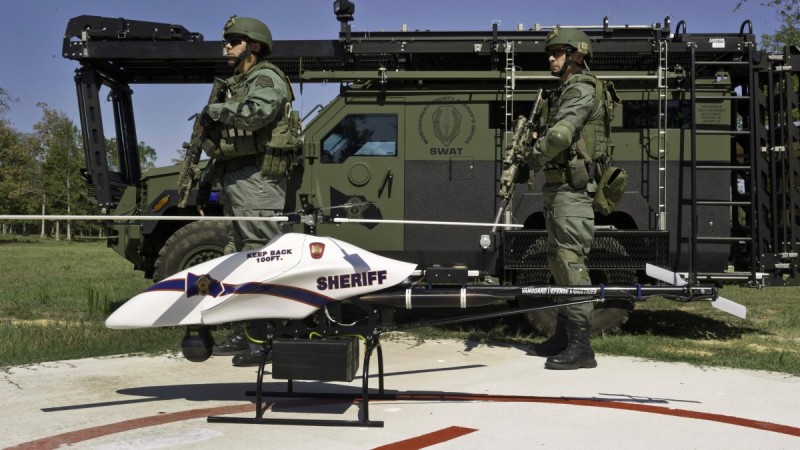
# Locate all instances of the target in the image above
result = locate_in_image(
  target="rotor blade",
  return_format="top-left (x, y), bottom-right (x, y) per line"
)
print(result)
top-left (1, 214), bottom-right (524, 228)
top-left (645, 263), bottom-right (687, 286)
top-left (646, 265), bottom-right (747, 319)
top-left (712, 296), bottom-right (747, 319)
top-left (0, 214), bottom-right (290, 222)
top-left (332, 217), bottom-right (524, 228)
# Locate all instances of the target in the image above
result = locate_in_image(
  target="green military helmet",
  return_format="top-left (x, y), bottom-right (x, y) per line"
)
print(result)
top-left (545, 27), bottom-right (592, 59)
top-left (223, 15), bottom-right (273, 55)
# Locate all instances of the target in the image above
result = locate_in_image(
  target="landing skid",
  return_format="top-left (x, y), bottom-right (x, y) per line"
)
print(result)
top-left (208, 335), bottom-right (386, 427)
top-left (208, 301), bottom-right (388, 427)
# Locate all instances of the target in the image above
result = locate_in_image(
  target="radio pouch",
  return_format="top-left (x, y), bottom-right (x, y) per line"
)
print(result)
top-left (593, 166), bottom-right (628, 215)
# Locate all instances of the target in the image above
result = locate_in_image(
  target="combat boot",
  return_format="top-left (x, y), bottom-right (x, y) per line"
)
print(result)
top-left (544, 321), bottom-right (597, 370)
top-left (213, 325), bottom-right (249, 356)
top-left (232, 346), bottom-right (273, 367)
top-left (526, 315), bottom-right (568, 357)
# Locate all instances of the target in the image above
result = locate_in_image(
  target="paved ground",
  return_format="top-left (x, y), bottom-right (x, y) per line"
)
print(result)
top-left (2, 336), bottom-right (799, 449)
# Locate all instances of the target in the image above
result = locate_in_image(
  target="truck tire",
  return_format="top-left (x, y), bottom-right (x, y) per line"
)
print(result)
top-left (521, 298), bottom-right (633, 337)
top-left (517, 266), bottom-right (637, 336)
top-left (152, 221), bottom-right (228, 282)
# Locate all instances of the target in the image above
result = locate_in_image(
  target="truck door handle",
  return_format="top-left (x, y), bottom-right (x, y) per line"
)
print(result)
top-left (378, 169), bottom-right (393, 198)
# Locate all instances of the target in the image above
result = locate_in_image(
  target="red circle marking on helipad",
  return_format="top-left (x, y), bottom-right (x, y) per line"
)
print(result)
top-left (8, 393), bottom-right (800, 449)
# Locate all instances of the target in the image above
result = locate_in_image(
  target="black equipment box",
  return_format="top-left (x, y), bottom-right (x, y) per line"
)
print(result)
top-left (272, 337), bottom-right (360, 382)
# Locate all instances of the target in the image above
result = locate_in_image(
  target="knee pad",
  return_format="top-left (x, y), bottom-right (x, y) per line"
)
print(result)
top-left (548, 249), bottom-right (590, 286)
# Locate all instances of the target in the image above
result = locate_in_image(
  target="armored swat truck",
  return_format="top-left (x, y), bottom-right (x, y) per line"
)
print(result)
top-left (62, 8), bottom-right (799, 334)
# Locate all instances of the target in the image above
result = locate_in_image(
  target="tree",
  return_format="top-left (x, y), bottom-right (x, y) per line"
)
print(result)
top-left (759, 12), bottom-right (800, 52)
top-left (735, 1), bottom-right (800, 49)
top-left (33, 103), bottom-right (99, 240)
top-left (0, 91), bottom-right (39, 234)
top-left (0, 129), bottom-right (40, 214)
top-left (737, 1), bottom-right (800, 123)
top-left (736, 0), bottom-right (799, 21)
top-left (105, 137), bottom-right (158, 173)
top-left (0, 87), bottom-right (18, 115)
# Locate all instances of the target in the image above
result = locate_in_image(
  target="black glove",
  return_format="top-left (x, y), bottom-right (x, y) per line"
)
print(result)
top-left (515, 162), bottom-right (530, 184)
top-left (196, 183), bottom-right (213, 209)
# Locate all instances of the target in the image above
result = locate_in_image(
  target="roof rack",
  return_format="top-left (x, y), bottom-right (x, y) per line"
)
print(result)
top-left (64, 14), bottom-right (758, 84)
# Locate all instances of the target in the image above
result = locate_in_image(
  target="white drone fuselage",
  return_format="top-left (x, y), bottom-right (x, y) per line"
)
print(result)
top-left (105, 233), bottom-right (417, 329)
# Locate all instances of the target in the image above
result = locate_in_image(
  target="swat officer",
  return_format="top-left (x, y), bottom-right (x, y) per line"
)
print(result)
top-left (196, 16), bottom-right (297, 367)
top-left (524, 27), bottom-right (613, 370)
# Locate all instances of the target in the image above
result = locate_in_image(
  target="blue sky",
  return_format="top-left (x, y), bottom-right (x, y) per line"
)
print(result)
top-left (0, 0), bottom-right (781, 165)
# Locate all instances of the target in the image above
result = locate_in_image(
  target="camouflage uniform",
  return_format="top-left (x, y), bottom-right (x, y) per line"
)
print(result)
top-left (532, 73), bottom-right (601, 323)
top-left (200, 16), bottom-right (297, 367)
top-left (203, 60), bottom-right (292, 253)
top-left (199, 17), bottom-right (295, 254)
top-left (525, 27), bottom-right (612, 370)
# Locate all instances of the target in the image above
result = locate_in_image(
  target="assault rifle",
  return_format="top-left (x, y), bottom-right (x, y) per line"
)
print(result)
top-left (492, 88), bottom-right (544, 232)
top-left (177, 78), bottom-right (227, 208)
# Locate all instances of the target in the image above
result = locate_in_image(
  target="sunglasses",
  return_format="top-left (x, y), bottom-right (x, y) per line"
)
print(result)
top-left (547, 47), bottom-right (570, 57)
top-left (224, 37), bottom-right (246, 47)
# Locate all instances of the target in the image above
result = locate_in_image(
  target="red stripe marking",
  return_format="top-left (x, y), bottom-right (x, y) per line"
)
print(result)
top-left (8, 393), bottom-right (800, 449)
top-left (7, 403), bottom-right (257, 450)
top-left (380, 393), bottom-right (800, 437)
top-left (373, 426), bottom-right (478, 450)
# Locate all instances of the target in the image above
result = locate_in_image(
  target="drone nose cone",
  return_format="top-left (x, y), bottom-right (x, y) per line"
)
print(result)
top-left (105, 292), bottom-right (162, 329)
top-left (105, 304), bottom-right (143, 329)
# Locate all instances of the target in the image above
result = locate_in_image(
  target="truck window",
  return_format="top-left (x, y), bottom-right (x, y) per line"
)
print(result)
top-left (321, 114), bottom-right (398, 163)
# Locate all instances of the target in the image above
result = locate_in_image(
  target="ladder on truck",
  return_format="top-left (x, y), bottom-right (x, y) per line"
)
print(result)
top-left (504, 38), bottom-right (516, 150)
top-left (656, 39), bottom-right (669, 231)
top-left (685, 20), bottom-right (800, 285)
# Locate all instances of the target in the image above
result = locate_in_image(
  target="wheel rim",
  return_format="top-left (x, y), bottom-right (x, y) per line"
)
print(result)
top-left (178, 244), bottom-right (223, 269)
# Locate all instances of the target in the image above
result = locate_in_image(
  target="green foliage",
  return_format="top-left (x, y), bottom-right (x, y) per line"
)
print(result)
top-left (595, 289), bottom-right (800, 375)
top-left (0, 87), bottom-right (17, 114)
top-left (736, 0), bottom-right (800, 50)
top-left (105, 137), bottom-right (158, 173)
top-left (0, 100), bottom-right (159, 237)
top-left (736, 0), bottom-right (800, 22)
top-left (0, 321), bottom-right (184, 367)
top-left (0, 236), bottom-right (182, 366)
top-left (0, 237), bottom-right (152, 320)
top-left (0, 236), bottom-right (798, 374)
top-left (0, 121), bottom-right (40, 224)
top-left (395, 286), bottom-right (800, 375)
top-left (760, 12), bottom-right (800, 51)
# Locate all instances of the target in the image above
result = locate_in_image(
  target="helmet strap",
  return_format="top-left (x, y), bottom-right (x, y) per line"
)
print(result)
top-left (230, 41), bottom-right (254, 71)
top-left (556, 50), bottom-right (574, 77)
top-left (557, 49), bottom-right (585, 77)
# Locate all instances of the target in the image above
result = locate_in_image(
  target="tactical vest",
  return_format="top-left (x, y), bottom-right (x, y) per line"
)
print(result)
top-left (568, 74), bottom-right (626, 215)
top-left (542, 72), bottom-right (626, 214)
top-left (209, 60), bottom-right (302, 177)
top-left (543, 72), bottom-right (618, 165)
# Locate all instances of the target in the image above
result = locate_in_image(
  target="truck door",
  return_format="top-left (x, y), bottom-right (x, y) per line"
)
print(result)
top-left (306, 101), bottom-right (405, 251)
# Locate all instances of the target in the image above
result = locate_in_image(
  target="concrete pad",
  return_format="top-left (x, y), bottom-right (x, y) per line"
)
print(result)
top-left (2, 335), bottom-right (799, 449)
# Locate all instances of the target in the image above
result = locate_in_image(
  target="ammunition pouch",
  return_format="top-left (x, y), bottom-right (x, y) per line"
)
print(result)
top-left (593, 165), bottom-right (628, 215)
top-left (260, 104), bottom-right (302, 177)
top-left (265, 107), bottom-right (302, 151)
top-left (208, 127), bottom-right (258, 159)
top-left (260, 146), bottom-right (293, 178)
top-left (566, 156), bottom-right (589, 191)
top-left (543, 166), bottom-right (567, 184)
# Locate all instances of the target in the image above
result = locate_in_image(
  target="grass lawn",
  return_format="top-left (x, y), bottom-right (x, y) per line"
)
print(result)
top-left (1, 234), bottom-right (798, 375)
